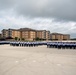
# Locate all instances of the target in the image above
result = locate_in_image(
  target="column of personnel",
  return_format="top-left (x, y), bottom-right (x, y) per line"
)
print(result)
top-left (47, 42), bottom-right (76, 49)
top-left (10, 42), bottom-right (47, 47)
top-left (0, 41), bottom-right (76, 49)
top-left (7, 41), bottom-right (76, 49)
top-left (0, 41), bottom-right (10, 45)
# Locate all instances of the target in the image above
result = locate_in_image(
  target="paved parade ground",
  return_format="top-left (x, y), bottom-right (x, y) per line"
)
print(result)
top-left (0, 45), bottom-right (76, 75)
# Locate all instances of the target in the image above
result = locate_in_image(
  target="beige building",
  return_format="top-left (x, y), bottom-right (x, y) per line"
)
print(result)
top-left (50, 33), bottom-right (70, 40)
top-left (2, 28), bottom-right (37, 41)
top-left (63, 34), bottom-right (70, 40)
top-left (36, 30), bottom-right (45, 39)
top-left (2, 29), bottom-right (8, 38)
top-left (12, 30), bottom-right (21, 39)
top-left (36, 30), bottom-right (50, 40)
top-left (20, 28), bottom-right (36, 41)
top-left (20, 28), bottom-right (50, 41)
top-left (46, 31), bottom-right (50, 40)
top-left (1, 28), bottom-right (70, 41)
top-left (2, 29), bottom-right (21, 39)
top-left (36, 31), bottom-right (42, 39)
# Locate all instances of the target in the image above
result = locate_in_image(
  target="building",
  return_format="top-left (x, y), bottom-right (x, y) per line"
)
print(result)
top-left (36, 30), bottom-right (46, 40)
top-left (1, 28), bottom-right (70, 41)
top-left (50, 33), bottom-right (70, 40)
top-left (1, 28), bottom-right (50, 41)
top-left (46, 31), bottom-right (50, 40)
top-left (36, 30), bottom-right (50, 40)
top-left (0, 33), bottom-right (2, 38)
top-left (12, 29), bottom-right (21, 39)
top-left (19, 28), bottom-right (36, 41)
top-left (63, 34), bottom-right (70, 40)
top-left (2, 29), bottom-right (8, 38)
top-left (2, 29), bottom-right (21, 39)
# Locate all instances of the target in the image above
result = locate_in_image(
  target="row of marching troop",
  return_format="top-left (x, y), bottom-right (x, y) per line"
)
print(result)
top-left (0, 41), bottom-right (76, 49)
top-left (10, 42), bottom-right (47, 47)
top-left (0, 41), bottom-right (47, 47)
top-left (47, 42), bottom-right (76, 49)
top-left (0, 41), bottom-right (10, 45)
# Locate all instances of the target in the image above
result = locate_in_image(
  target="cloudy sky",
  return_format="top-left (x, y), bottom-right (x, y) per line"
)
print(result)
top-left (0, 0), bottom-right (76, 38)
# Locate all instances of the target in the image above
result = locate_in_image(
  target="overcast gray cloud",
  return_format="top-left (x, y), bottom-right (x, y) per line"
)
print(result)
top-left (16, 0), bottom-right (76, 21)
top-left (0, 0), bottom-right (76, 21)
top-left (0, 0), bottom-right (76, 38)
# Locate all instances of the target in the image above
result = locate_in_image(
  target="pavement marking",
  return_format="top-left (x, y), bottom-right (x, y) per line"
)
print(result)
top-left (15, 61), bottom-right (19, 63)
top-left (33, 60), bottom-right (36, 62)
top-left (57, 64), bottom-right (61, 66)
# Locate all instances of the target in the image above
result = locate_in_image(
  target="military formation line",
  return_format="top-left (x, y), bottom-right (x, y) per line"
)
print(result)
top-left (0, 41), bottom-right (76, 49)
top-left (47, 42), bottom-right (76, 49)
top-left (10, 42), bottom-right (46, 47)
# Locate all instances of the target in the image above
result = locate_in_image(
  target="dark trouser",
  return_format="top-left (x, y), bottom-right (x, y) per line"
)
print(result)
top-left (58, 45), bottom-right (61, 49)
top-left (62, 45), bottom-right (65, 49)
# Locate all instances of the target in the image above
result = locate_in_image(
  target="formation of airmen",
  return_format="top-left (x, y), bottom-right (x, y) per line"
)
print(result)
top-left (0, 41), bottom-right (10, 45)
top-left (10, 42), bottom-right (47, 47)
top-left (47, 42), bottom-right (76, 49)
top-left (0, 41), bottom-right (76, 49)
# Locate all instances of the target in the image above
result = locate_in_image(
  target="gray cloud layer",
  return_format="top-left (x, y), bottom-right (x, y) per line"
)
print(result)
top-left (0, 0), bottom-right (76, 21)
top-left (0, 0), bottom-right (76, 38)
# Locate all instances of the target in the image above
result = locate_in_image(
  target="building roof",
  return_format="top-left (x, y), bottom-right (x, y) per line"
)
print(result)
top-left (51, 33), bottom-right (63, 35)
top-left (51, 33), bottom-right (70, 36)
top-left (19, 28), bottom-right (36, 31)
top-left (2, 29), bottom-right (19, 31)
top-left (8, 29), bottom-right (19, 31)
top-left (36, 30), bottom-right (46, 32)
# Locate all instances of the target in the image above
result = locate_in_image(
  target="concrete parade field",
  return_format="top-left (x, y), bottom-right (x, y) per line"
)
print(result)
top-left (0, 45), bottom-right (76, 75)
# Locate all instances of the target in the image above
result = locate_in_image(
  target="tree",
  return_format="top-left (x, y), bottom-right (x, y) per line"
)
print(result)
top-left (22, 38), bottom-right (25, 41)
top-left (15, 37), bottom-right (18, 41)
top-left (35, 37), bottom-right (40, 41)
top-left (6, 37), bottom-right (13, 39)
top-left (18, 38), bottom-right (20, 41)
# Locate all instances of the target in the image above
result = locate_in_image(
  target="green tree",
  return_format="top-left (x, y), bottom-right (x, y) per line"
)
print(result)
top-left (35, 37), bottom-right (40, 41)
top-left (22, 38), bottom-right (25, 41)
top-left (18, 38), bottom-right (20, 41)
top-left (15, 37), bottom-right (18, 41)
